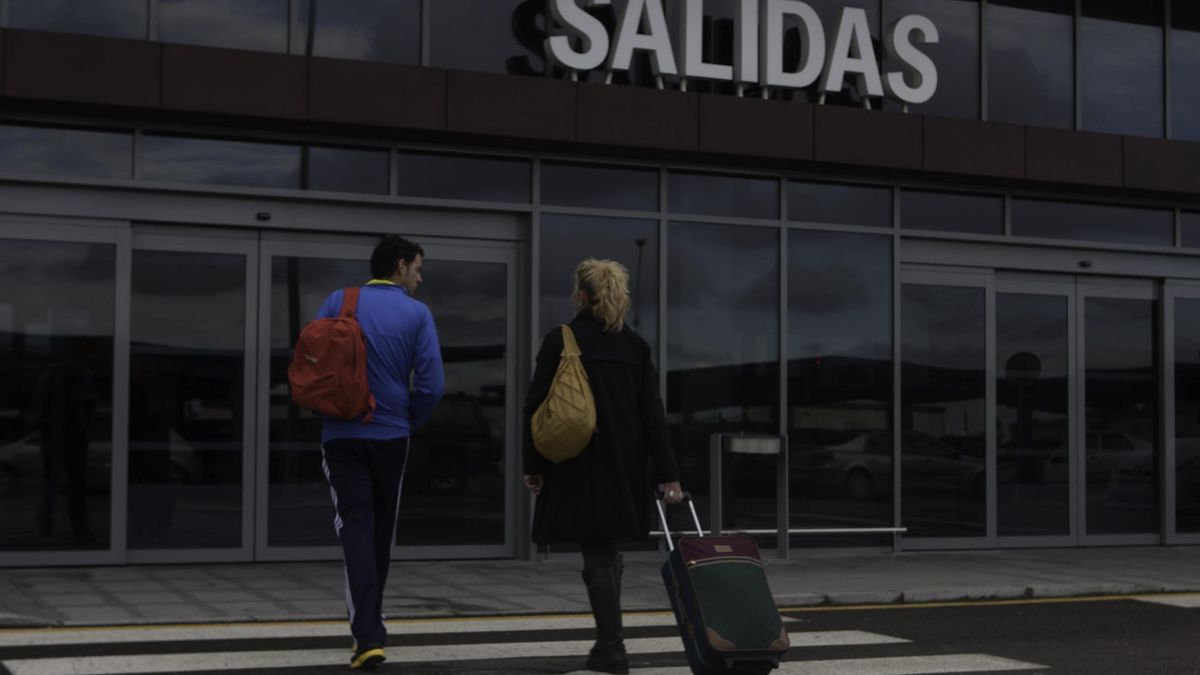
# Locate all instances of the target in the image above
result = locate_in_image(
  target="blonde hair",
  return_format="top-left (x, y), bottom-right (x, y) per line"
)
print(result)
top-left (575, 258), bottom-right (631, 332)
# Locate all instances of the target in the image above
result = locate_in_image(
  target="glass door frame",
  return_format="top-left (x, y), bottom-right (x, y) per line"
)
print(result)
top-left (898, 265), bottom-right (997, 551)
top-left (255, 231), bottom-right (522, 562)
top-left (0, 216), bottom-right (130, 568)
top-left (994, 273), bottom-right (1078, 548)
top-left (125, 226), bottom-right (259, 564)
top-left (1165, 280), bottom-right (1200, 546)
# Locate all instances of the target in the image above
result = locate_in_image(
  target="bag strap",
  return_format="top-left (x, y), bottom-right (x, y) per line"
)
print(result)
top-left (339, 287), bottom-right (361, 319)
top-left (559, 324), bottom-right (582, 357)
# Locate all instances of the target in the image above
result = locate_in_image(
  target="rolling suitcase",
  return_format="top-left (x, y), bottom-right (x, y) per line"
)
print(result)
top-left (656, 493), bottom-right (789, 675)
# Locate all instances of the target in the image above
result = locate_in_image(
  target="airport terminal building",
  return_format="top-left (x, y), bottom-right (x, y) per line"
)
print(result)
top-left (1, 0), bottom-right (1198, 567)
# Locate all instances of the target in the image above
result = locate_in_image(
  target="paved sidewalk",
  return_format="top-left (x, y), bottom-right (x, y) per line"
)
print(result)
top-left (1, 546), bottom-right (1198, 628)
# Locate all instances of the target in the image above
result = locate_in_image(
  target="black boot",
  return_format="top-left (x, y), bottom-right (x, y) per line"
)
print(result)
top-left (581, 556), bottom-right (628, 674)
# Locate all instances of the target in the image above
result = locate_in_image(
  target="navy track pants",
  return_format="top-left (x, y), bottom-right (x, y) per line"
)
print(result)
top-left (321, 436), bottom-right (410, 647)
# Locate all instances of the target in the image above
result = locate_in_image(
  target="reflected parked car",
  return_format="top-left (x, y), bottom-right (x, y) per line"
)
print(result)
top-left (1040, 431), bottom-right (1155, 483)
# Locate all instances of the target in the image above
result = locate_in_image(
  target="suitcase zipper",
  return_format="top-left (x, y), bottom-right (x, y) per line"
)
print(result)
top-left (686, 556), bottom-right (762, 568)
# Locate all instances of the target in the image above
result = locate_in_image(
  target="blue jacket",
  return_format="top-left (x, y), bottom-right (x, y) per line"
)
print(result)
top-left (316, 282), bottom-right (444, 443)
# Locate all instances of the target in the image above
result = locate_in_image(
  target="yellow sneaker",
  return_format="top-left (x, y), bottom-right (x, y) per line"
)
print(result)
top-left (350, 644), bottom-right (385, 670)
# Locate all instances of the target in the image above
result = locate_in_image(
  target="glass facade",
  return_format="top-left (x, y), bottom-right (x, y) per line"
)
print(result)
top-left (158, 0), bottom-right (289, 53)
top-left (1080, 2), bottom-right (1163, 137)
top-left (10, 0), bottom-right (147, 40)
top-left (788, 181), bottom-right (891, 228)
top-left (987, 0), bottom-right (1074, 129)
top-left (0, 125), bottom-right (132, 179)
top-left (297, 0), bottom-right (421, 64)
top-left (1175, 4), bottom-right (1200, 142)
top-left (900, 190), bottom-right (1003, 235)
top-left (668, 172), bottom-right (779, 220)
top-left (1175, 298), bottom-right (1200, 534)
top-left (143, 136), bottom-right (301, 189)
top-left (1011, 200), bottom-right (1175, 247)
top-left (395, 152), bottom-right (530, 203)
top-left (884, 0), bottom-right (980, 119)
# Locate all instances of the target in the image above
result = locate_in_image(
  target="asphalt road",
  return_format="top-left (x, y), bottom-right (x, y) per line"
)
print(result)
top-left (0, 594), bottom-right (1197, 674)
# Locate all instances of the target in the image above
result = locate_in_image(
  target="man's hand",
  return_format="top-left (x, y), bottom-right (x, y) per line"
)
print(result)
top-left (523, 474), bottom-right (543, 494)
top-left (659, 481), bottom-right (684, 504)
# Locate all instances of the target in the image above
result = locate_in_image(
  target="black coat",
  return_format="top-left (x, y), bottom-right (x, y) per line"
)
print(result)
top-left (523, 310), bottom-right (679, 544)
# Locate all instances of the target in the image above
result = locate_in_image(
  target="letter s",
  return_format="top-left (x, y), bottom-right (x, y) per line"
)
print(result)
top-left (546, 0), bottom-right (612, 72)
top-left (883, 14), bottom-right (938, 105)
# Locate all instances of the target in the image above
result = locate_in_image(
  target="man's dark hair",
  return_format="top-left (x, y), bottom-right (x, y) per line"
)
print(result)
top-left (370, 234), bottom-right (424, 279)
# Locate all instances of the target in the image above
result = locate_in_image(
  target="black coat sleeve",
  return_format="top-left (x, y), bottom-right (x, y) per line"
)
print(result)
top-left (522, 328), bottom-right (562, 475)
top-left (639, 337), bottom-right (679, 484)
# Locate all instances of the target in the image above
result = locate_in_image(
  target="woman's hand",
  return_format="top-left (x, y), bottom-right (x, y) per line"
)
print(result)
top-left (659, 481), bottom-right (684, 504)
top-left (523, 474), bottom-right (544, 494)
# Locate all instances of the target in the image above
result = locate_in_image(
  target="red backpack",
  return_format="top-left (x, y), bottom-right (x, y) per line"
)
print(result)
top-left (288, 287), bottom-right (376, 422)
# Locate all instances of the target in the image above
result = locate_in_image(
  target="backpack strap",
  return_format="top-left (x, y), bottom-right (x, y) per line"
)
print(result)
top-left (560, 324), bottom-right (581, 357)
top-left (340, 287), bottom-right (361, 319)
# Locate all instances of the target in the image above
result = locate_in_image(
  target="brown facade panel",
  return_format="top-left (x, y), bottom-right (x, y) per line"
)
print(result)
top-left (1026, 127), bottom-right (1122, 188)
top-left (1123, 136), bottom-right (1200, 195)
top-left (924, 116), bottom-right (1024, 180)
top-left (446, 71), bottom-right (574, 142)
top-left (813, 105), bottom-right (921, 170)
top-left (698, 94), bottom-right (812, 160)
top-left (3, 29), bottom-right (159, 109)
top-left (309, 58), bottom-right (445, 131)
top-left (162, 44), bottom-right (306, 120)
top-left (576, 83), bottom-right (698, 152)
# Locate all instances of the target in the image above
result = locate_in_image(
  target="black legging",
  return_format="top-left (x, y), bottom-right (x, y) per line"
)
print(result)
top-left (581, 540), bottom-right (619, 569)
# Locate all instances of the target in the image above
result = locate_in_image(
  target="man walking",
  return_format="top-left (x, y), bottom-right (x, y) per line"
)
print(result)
top-left (316, 234), bottom-right (444, 669)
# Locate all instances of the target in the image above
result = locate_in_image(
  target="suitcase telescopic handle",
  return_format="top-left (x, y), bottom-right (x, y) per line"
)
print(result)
top-left (654, 491), bottom-right (704, 551)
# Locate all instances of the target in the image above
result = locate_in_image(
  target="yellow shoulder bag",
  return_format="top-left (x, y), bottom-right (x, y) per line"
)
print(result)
top-left (531, 325), bottom-right (596, 463)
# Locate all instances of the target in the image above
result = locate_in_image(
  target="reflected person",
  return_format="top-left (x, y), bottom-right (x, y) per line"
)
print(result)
top-left (34, 337), bottom-right (97, 543)
top-left (523, 259), bottom-right (682, 675)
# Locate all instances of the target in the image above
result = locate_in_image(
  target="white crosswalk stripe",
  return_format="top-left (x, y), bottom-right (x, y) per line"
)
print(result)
top-left (0, 613), bottom-right (1048, 675)
top-left (1133, 593), bottom-right (1200, 608)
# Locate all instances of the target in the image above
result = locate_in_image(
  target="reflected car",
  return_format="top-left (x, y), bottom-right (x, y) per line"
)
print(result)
top-left (797, 430), bottom-right (985, 501)
top-left (1040, 431), bottom-right (1155, 483)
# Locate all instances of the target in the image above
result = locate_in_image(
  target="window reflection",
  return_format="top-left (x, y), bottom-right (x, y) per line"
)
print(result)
top-left (159, 0), bottom-right (288, 52)
top-left (1011, 200), bottom-right (1174, 246)
top-left (128, 250), bottom-right (245, 550)
top-left (430, 0), bottom-right (545, 76)
top-left (789, 231), bottom-right (892, 542)
top-left (539, 215), bottom-right (659, 359)
top-left (1182, 212), bottom-right (1200, 249)
top-left (1084, 297), bottom-right (1158, 535)
top-left (298, 0), bottom-right (421, 64)
top-left (788, 181), bottom-right (891, 228)
top-left (1172, 4), bottom-right (1200, 141)
top-left (668, 172), bottom-right (778, 220)
top-left (0, 125), bottom-right (131, 179)
top-left (1080, 1), bottom-right (1163, 137)
top-left (987, 0), bottom-right (1073, 129)
top-left (142, 136), bottom-right (301, 189)
top-left (668, 221), bottom-right (779, 535)
top-left (883, 0), bottom-right (979, 119)
top-left (800, 0), bottom-right (881, 108)
top-left (900, 190), bottom-right (1003, 235)
top-left (0, 240), bottom-right (115, 552)
top-left (395, 152), bottom-right (531, 203)
top-left (303, 146), bottom-right (389, 195)
top-left (901, 284), bottom-right (986, 537)
top-left (1174, 298), bottom-right (1200, 534)
top-left (542, 163), bottom-right (659, 212)
top-left (996, 293), bottom-right (1070, 536)
top-left (10, 0), bottom-right (147, 40)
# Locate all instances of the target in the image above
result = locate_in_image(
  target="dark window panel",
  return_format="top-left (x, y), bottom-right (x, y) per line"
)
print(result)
top-left (395, 153), bottom-right (530, 203)
top-left (667, 221), bottom-right (779, 537)
top-left (10, 0), bottom-right (148, 40)
top-left (884, 0), bottom-right (979, 120)
top-left (539, 215), bottom-right (659, 360)
top-left (901, 283), bottom-right (987, 537)
top-left (1183, 212), bottom-right (1200, 248)
top-left (788, 181), bottom-right (891, 228)
top-left (159, 0), bottom-right (289, 53)
top-left (303, 146), bottom-right (390, 195)
top-left (1080, 1), bottom-right (1163, 137)
top-left (297, 0), bottom-right (421, 64)
top-left (1174, 297), bottom-right (1200, 534)
top-left (0, 239), bottom-right (116, 551)
top-left (1011, 200), bottom-right (1174, 246)
top-left (541, 163), bottom-right (658, 211)
top-left (0, 125), bottom-right (132, 179)
top-left (142, 136), bottom-right (301, 189)
top-left (987, 0), bottom-right (1074, 129)
top-left (430, 0), bottom-right (546, 76)
top-left (1172, 3), bottom-right (1200, 141)
top-left (668, 172), bottom-right (778, 220)
top-left (900, 190), bottom-right (1003, 235)
top-left (788, 231), bottom-right (892, 533)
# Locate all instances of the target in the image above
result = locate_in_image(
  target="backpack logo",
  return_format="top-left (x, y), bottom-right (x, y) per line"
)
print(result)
top-left (304, 354), bottom-right (319, 364)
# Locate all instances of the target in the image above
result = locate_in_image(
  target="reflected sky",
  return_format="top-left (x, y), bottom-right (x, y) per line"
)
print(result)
top-left (900, 190), bottom-right (1003, 235)
top-left (1011, 200), bottom-right (1174, 247)
top-left (789, 181), bottom-right (891, 227)
top-left (987, 2), bottom-right (1073, 129)
top-left (542, 163), bottom-right (658, 212)
top-left (159, 0), bottom-right (288, 52)
top-left (0, 241), bottom-right (116, 338)
top-left (1081, 14), bottom-right (1163, 137)
top-left (883, 0), bottom-right (978, 119)
top-left (430, 0), bottom-right (544, 75)
top-left (1085, 297), bottom-right (1156, 371)
top-left (1172, 23), bottom-right (1200, 142)
top-left (1183, 213), bottom-right (1200, 249)
top-left (300, 0), bottom-right (421, 64)
top-left (143, 136), bottom-right (300, 189)
top-left (132, 251), bottom-right (245, 352)
top-left (396, 153), bottom-right (531, 203)
top-left (304, 147), bottom-right (389, 195)
top-left (902, 284), bottom-right (985, 371)
top-left (668, 172), bottom-right (778, 220)
top-left (10, 0), bottom-right (147, 39)
top-left (0, 126), bottom-right (131, 179)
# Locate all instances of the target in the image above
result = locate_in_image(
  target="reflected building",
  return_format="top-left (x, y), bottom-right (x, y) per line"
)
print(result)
top-left (0, 0), bottom-right (1198, 566)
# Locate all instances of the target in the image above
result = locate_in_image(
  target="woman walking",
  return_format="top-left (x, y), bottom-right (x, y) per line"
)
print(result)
top-left (523, 258), bottom-right (683, 675)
